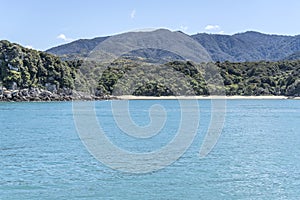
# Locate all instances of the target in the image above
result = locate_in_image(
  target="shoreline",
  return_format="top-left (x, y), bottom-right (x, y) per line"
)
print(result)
top-left (1, 92), bottom-right (299, 102)
top-left (1, 88), bottom-right (299, 102)
top-left (116, 95), bottom-right (300, 100)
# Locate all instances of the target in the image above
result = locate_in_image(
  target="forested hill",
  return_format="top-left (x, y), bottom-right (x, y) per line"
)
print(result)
top-left (47, 29), bottom-right (300, 62)
top-left (0, 40), bottom-right (81, 92)
top-left (46, 36), bottom-right (109, 60)
top-left (1, 40), bottom-right (299, 100)
top-left (96, 60), bottom-right (300, 97)
top-left (191, 31), bottom-right (300, 62)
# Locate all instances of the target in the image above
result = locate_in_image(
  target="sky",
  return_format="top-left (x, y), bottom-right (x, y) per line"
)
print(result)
top-left (1, 0), bottom-right (300, 50)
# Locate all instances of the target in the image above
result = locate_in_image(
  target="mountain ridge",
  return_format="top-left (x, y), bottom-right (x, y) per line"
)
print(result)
top-left (46, 29), bottom-right (300, 62)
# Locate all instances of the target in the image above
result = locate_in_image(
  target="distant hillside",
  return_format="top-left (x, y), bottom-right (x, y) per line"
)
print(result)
top-left (284, 51), bottom-right (300, 60)
top-left (85, 29), bottom-right (211, 63)
top-left (191, 31), bottom-right (300, 61)
top-left (46, 36), bottom-right (109, 60)
top-left (47, 30), bottom-right (300, 62)
top-left (47, 29), bottom-right (212, 62)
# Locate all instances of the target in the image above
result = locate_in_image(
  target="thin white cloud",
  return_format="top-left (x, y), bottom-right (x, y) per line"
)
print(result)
top-left (205, 25), bottom-right (220, 31)
top-left (130, 9), bottom-right (136, 19)
top-left (131, 28), bottom-right (158, 32)
top-left (57, 33), bottom-right (73, 42)
top-left (180, 25), bottom-right (188, 32)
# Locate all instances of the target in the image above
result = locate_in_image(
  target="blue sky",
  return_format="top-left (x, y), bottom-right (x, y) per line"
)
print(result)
top-left (1, 0), bottom-right (299, 50)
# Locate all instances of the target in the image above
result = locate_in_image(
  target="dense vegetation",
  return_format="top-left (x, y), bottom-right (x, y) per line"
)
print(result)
top-left (97, 60), bottom-right (300, 97)
top-left (218, 61), bottom-right (300, 96)
top-left (0, 40), bottom-right (82, 91)
top-left (1, 40), bottom-right (299, 97)
top-left (96, 60), bottom-right (216, 96)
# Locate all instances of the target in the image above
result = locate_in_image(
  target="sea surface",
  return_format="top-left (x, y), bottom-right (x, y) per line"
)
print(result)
top-left (0, 100), bottom-right (299, 199)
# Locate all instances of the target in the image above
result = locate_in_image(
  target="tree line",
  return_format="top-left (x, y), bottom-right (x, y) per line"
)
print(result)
top-left (1, 40), bottom-right (299, 97)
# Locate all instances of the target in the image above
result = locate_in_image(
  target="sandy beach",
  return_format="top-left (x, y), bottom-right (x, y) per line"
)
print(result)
top-left (116, 95), bottom-right (299, 100)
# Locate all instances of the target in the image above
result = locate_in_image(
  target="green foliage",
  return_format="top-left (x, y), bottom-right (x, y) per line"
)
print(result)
top-left (217, 61), bottom-right (300, 96)
top-left (0, 40), bottom-right (80, 90)
top-left (96, 60), bottom-right (300, 97)
top-left (1, 40), bottom-right (299, 97)
top-left (96, 60), bottom-right (210, 96)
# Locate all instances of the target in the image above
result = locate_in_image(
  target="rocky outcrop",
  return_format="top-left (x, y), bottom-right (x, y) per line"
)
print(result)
top-left (0, 87), bottom-right (116, 102)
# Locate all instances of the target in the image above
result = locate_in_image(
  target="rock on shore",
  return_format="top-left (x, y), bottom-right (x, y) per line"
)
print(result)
top-left (0, 88), bottom-right (116, 102)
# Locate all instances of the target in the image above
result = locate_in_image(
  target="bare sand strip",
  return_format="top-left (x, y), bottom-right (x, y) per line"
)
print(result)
top-left (116, 95), bottom-right (298, 100)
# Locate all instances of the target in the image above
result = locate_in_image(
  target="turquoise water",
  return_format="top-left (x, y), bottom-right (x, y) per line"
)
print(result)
top-left (0, 100), bottom-right (299, 199)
